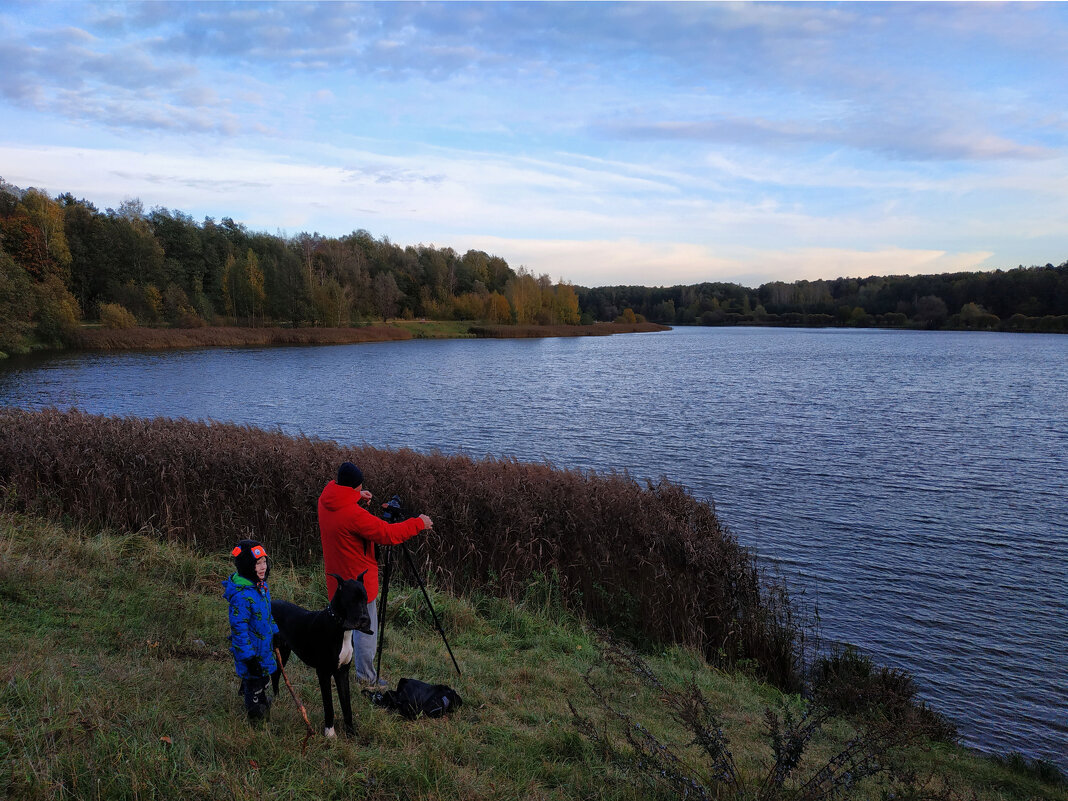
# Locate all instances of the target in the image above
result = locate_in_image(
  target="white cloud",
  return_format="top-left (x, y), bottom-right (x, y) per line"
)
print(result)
top-left (0, 138), bottom-right (1058, 286)
top-left (456, 236), bottom-right (997, 288)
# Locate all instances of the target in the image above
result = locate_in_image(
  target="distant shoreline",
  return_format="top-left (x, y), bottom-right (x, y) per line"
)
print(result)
top-left (60, 320), bottom-right (671, 353)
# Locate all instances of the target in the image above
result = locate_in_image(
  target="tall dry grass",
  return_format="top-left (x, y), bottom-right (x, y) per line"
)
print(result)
top-left (0, 407), bottom-right (799, 687)
top-left (66, 325), bottom-right (414, 351)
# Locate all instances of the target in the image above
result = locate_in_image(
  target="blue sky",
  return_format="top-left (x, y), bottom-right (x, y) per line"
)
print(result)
top-left (2, 1), bottom-right (1067, 287)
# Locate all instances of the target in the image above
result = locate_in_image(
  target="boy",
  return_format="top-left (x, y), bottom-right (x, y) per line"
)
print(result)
top-left (223, 539), bottom-right (278, 724)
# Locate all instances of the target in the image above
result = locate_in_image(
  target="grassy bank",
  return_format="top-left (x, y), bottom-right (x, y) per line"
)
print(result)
top-left (0, 408), bottom-right (797, 688)
top-left (1, 511), bottom-right (1063, 801)
top-left (58, 321), bottom-right (668, 353)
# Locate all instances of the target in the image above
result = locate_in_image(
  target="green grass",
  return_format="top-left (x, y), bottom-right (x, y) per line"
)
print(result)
top-left (0, 511), bottom-right (1063, 800)
top-left (383, 319), bottom-right (478, 339)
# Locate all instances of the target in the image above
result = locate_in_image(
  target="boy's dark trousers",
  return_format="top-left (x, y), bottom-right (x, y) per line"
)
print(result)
top-left (243, 674), bottom-right (271, 722)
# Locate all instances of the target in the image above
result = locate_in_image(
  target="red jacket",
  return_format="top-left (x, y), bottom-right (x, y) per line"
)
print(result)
top-left (318, 480), bottom-right (425, 602)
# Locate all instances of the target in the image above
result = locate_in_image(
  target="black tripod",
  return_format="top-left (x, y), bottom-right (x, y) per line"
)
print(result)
top-left (374, 496), bottom-right (461, 680)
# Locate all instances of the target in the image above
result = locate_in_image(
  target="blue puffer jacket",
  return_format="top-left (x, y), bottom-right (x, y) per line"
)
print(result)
top-left (223, 574), bottom-right (279, 678)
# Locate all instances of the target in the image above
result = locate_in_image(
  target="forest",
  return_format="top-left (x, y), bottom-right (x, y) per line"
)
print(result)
top-left (1, 177), bottom-right (1066, 356)
top-left (580, 266), bottom-right (1068, 333)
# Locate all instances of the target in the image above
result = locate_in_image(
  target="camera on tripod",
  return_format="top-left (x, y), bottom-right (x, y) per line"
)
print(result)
top-left (381, 494), bottom-right (404, 523)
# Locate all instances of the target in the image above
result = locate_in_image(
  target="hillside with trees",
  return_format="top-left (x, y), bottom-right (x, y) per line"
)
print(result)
top-left (1, 178), bottom-right (1065, 356)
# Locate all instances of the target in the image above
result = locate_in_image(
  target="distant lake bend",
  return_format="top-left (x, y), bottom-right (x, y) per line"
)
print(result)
top-left (1, 326), bottom-right (1066, 766)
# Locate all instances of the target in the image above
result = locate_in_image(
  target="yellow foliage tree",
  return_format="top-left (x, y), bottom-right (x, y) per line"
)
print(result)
top-left (21, 190), bottom-right (72, 277)
top-left (505, 268), bottom-right (540, 324)
top-left (552, 282), bottom-right (581, 325)
top-left (244, 248), bottom-right (265, 326)
top-left (488, 292), bottom-right (512, 323)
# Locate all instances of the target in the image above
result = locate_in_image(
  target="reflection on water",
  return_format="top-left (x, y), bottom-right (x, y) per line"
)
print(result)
top-left (2, 327), bottom-right (1066, 765)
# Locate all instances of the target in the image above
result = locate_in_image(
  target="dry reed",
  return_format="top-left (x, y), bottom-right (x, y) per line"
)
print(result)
top-left (65, 325), bottom-right (414, 351)
top-left (0, 407), bottom-right (799, 686)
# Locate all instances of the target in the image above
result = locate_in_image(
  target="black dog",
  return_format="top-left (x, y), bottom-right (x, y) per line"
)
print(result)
top-left (271, 572), bottom-right (373, 737)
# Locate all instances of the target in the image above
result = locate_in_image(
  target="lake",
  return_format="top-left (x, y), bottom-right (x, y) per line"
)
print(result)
top-left (1, 326), bottom-right (1065, 766)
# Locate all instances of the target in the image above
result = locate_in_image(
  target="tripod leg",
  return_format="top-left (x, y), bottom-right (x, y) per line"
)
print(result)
top-left (400, 542), bottom-right (461, 677)
top-left (375, 545), bottom-right (393, 682)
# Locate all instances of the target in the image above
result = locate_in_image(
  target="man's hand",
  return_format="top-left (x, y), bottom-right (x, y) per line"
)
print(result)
top-left (419, 514), bottom-right (433, 530)
top-left (360, 489), bottom-right (373, 503)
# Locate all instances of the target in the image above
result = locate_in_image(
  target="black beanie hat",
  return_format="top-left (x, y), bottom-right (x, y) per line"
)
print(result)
top-left (337, 461), bottom-right (363, 489)
top-left (232, 539), bottom-right (269, 583)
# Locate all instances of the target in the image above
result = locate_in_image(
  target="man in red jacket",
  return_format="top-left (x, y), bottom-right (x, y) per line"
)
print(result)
top-left (319, 461), bottom-right (433, 687)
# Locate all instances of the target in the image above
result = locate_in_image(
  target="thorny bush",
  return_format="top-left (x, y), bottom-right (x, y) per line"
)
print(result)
top-left (571, 637), bottom-right (964, 801)
top-left (811, 646), bottom-right (957, 744)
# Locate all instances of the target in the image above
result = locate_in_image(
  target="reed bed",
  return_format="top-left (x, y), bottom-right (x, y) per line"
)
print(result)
top-left (66, 325), bottom-right (414, 351)
top-left (0, 407), bottom-right (799, 687)
top-left (469, 322), bottom-right (670, 338)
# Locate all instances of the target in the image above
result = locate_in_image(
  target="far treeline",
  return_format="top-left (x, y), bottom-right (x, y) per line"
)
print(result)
top-left (1, 179), bottom-right (1066, 356)
top-left (580, 263), bottom-right (1068, 333)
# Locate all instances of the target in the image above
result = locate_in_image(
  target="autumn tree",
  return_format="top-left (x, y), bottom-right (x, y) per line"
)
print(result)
top-left (453, 291), bottom-right (490, 320)
top-left (104, 201), bottom-right (166, 293)
top-left (32, 275), bottom-right (81, 345)
top-left (243, 249), bottom-right (265, 326)
top-left (505, 268), bottom-right (541, 324)
top-left (373, 272), bottom-right (401, 321)
top-left (221, 253), bottom-right (237, 318)
top-left (458, 250), bottom-right (490, 293)
top-left (1, 190), bottom-right (72, 282)
top-left (914, 295), bottom-right (949, 328)
top-left (162, 283), bottom-right (198, 326)
top-left (62, 194), bottom-right (111, 313)
top-left (552, 282), bottom-right (581, 325)
top-left (21, 189), bottom-right (72, 278)
top-left (0, 251), bottom-right (33, 355)
top-left (148, 207), bottom-right (208, 305)
top-left (488, 292), bottom-right (512, 323)
top-left (312, 276), bottom-right (352, 327)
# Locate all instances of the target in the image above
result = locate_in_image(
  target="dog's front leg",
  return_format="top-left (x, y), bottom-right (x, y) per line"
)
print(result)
top-left (335, 663), bottom-right (355, 736)
top-left (317, 670), bottom-right (337, 738)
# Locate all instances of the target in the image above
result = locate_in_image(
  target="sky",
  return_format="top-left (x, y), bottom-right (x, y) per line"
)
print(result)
top-left (2, 1), bottom-right (1067, 288)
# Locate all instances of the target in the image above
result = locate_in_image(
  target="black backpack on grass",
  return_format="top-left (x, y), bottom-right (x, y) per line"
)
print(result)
top-left (366, 677), bottom-right (462, 720)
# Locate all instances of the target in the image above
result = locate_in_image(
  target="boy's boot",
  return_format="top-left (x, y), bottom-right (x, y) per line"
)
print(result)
top-left (244, 675), bottom-right (271, 726)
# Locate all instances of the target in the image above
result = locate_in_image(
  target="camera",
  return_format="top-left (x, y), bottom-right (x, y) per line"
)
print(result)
top-left (382, 494), bottom-right (403, 523)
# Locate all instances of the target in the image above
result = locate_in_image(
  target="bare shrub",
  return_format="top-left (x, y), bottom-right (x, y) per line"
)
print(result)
top-left (0, 408), bottom-right (799, 686)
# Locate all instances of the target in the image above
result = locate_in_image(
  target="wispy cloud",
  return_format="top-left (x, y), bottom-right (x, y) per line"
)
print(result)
top-left (597, 113), bottom-right (1053, 162)
top-left (1, 1), bottom-right (1066, 284)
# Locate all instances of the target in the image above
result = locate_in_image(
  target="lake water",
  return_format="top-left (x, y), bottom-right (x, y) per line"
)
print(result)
top-left (1, 326), bottom-right (1065, 766)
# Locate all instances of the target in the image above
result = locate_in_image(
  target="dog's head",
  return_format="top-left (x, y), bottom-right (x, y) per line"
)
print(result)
top-left (328, 572), bottom-right (373, 634)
